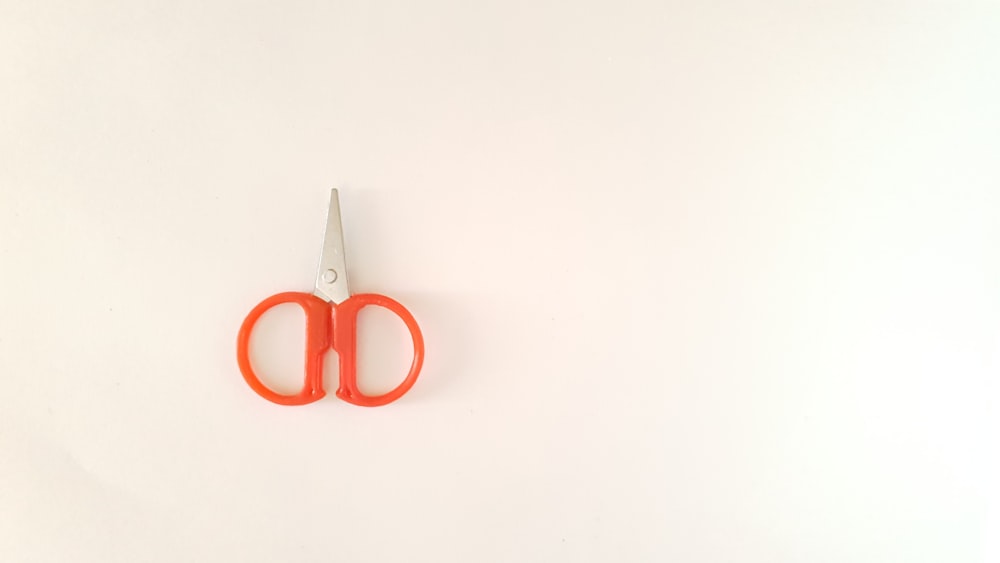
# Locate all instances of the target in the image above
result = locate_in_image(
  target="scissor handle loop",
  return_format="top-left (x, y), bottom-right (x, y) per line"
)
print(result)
top-left (333, 293), bottom-right (425, 407)
top-left (237, 292), bottom-right (331, 405)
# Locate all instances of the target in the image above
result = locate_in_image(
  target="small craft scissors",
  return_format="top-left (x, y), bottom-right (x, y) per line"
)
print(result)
top-left (237, 190), bottom-right (424, 406)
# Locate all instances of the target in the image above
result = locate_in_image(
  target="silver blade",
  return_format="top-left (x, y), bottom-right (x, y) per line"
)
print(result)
top-left (313, 189), bottom-right (351, 304)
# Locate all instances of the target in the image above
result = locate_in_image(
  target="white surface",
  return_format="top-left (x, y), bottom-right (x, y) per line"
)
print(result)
top-left (2, 1), bottom-right (999, 561)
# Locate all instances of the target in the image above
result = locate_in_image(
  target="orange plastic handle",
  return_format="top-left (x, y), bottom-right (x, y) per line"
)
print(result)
top-left (237, 292), bottom-right (424, 407)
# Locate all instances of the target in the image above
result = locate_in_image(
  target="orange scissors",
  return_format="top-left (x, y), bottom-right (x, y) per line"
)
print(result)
top-left (237, 190), bottom-right (424, 407)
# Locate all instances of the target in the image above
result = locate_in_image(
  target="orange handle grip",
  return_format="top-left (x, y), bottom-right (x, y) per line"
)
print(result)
top-left (332, 293), bottom-right (425, 407)
top-left (237, 292), bottom-right (331, 406)
top-left (236, 292), bottom-right (424, 407)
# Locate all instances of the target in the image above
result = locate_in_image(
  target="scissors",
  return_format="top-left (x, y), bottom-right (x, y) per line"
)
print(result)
top-left (237, 190), bottom-right (424, 407)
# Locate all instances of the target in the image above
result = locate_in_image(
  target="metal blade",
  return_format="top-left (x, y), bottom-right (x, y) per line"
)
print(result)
top-left (313, 189), bottom-right (351, 304)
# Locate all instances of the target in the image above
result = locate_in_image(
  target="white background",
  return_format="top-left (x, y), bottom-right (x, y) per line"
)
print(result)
top-left (2, 1), bottom-right (998, 561)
